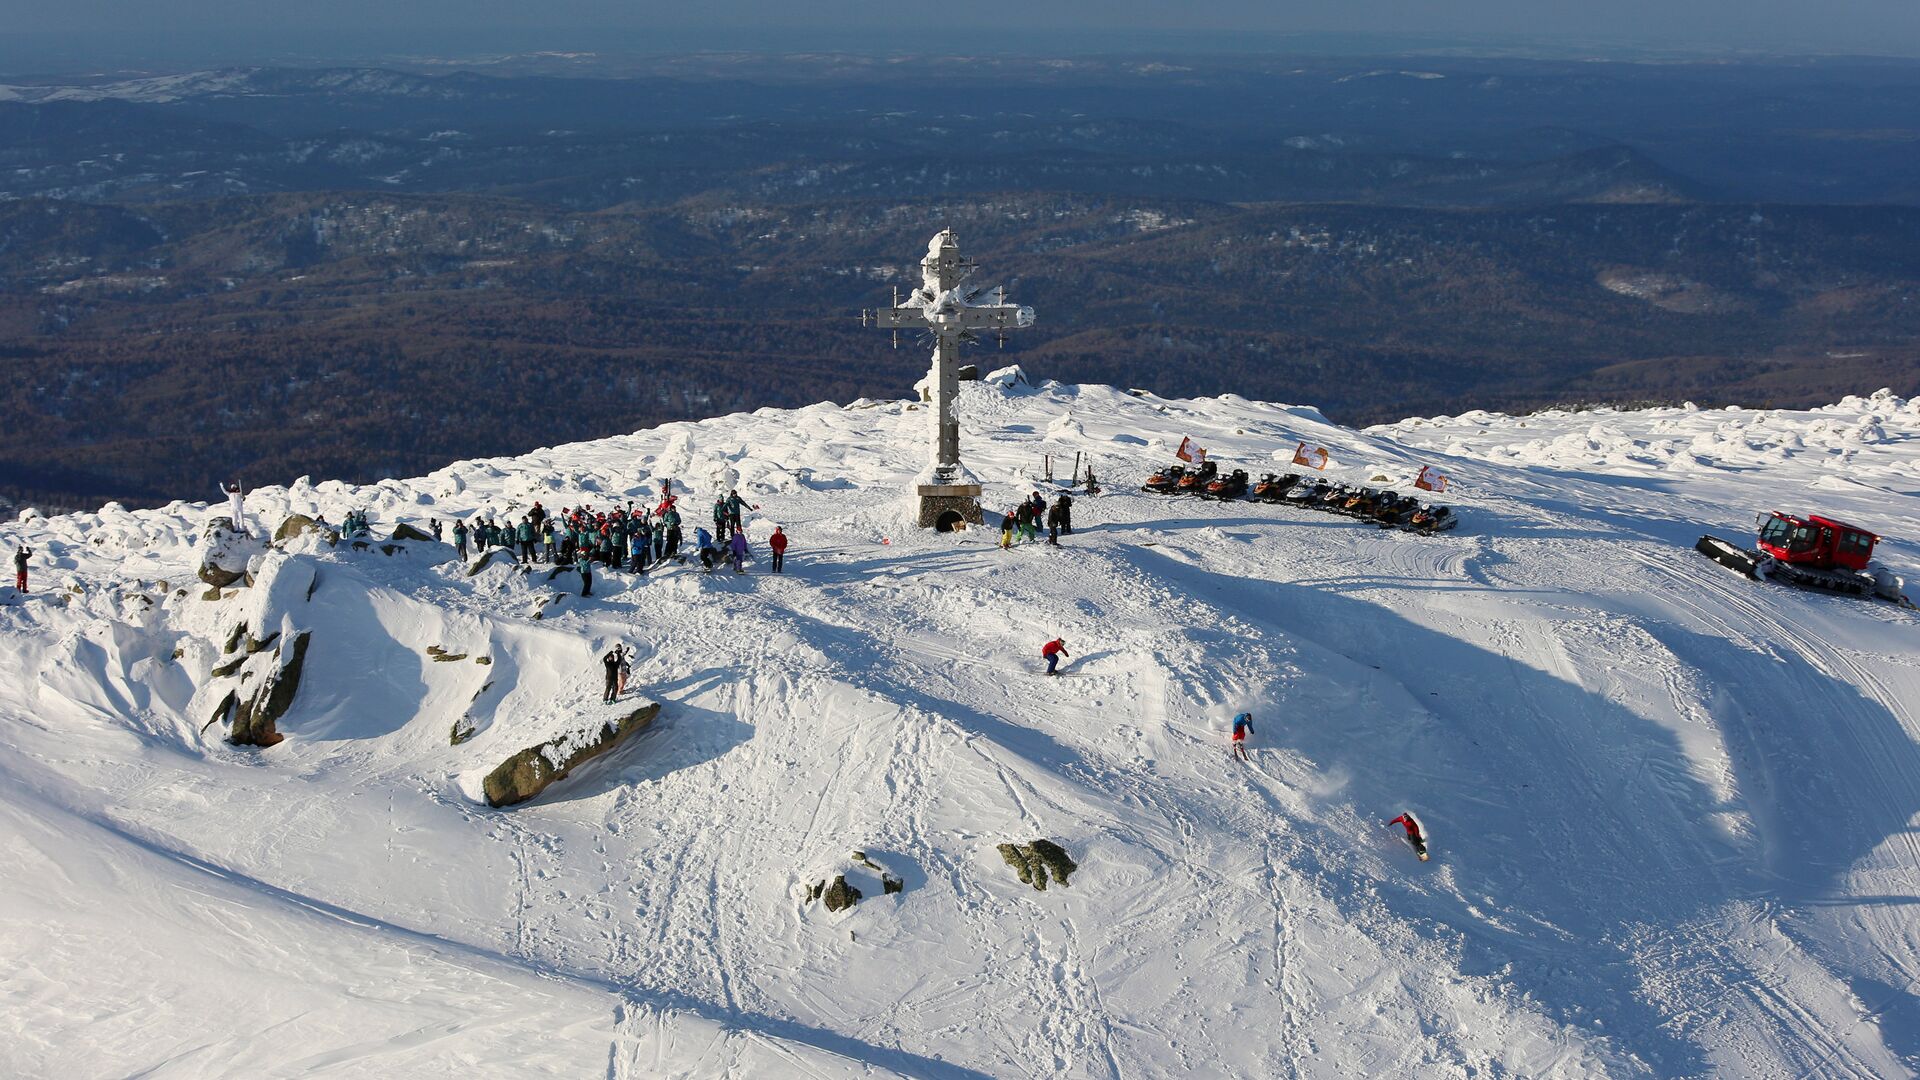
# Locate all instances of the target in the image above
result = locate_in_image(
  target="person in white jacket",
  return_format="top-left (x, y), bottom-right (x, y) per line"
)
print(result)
top-left (219, 481), bottom-right (247, 532)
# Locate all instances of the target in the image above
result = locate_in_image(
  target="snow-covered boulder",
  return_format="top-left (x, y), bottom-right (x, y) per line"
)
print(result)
top-left (480, 699), bottom-right (661, 807)
top-left (198, 517), bottom-right (264, 588)
top-left (984, 364), bottom-right (1031, 391)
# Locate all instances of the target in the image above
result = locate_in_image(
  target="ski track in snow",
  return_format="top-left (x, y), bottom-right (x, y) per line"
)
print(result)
top-left (4, 382), bottom-right (1920, 1077)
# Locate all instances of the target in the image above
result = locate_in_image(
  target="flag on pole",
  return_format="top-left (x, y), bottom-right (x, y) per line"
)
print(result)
top-left (1415, 465), bottom-right (1449, 492)
top-left (1176, 436), bottom-right (1207, 463)
top-left (1292, 441), bottom-right (1330, 470)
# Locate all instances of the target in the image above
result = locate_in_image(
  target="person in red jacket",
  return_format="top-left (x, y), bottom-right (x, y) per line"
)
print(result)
top-left (1041, 637), bottom-right (1069, 676)
top-left (769, 526), bottom-right (788, 573)
top-left (1388, 812), bottom-right (1428, 861)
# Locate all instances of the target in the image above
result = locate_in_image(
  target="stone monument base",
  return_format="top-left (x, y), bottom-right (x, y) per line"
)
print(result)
top-left (916, 483), bottom-right (983, 531)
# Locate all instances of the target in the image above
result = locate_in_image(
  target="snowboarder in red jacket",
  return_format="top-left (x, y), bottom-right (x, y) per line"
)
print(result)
top-left (1388, 813), bottom-right (1428, 861)
top-left (1041, 637), bottom-right (1069, 676)
top-left (769, 526), bottom-right (788, 573)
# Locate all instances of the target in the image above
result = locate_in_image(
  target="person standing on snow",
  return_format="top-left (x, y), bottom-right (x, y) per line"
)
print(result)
top-left (1388, 812), bottom-right (1428, 861)
top-left (726, 489), bottom-right (747, 535)
top-left (1045, 499), bottom-right (1062, 546)
top-left (768, 526), bottom-right (788, 573)
top-left (219, 481), bottom-right (247, 532)
top-left (1055, 493), bottom-right (1074, 535)
top-left (579, 554), bottom-right (594, 598)
top-left (602, 645), bottom-right (625, 704)
top-left (1000, 511), bottom-right (1015, 550)
top-left (712, 497), bottom-right (730, 544)
top-left (12, 545), bottom-right (30, 593)
top-left (1041, 637), bottom-right (1069, 676)
top-left (664, 506), bottom-right (684, 559)
top-left (452, 520), bottom-right (468, 558)
top-left (1231, 712), bottom-right (1255, 762)
top-left (729, 528), bottom-right (750, 574)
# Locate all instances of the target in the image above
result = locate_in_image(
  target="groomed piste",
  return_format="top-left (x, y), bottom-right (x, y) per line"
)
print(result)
top-left (4, 375), bottom-right (1920, 1078)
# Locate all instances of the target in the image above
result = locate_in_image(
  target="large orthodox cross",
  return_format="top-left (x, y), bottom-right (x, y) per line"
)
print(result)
top-left (863, 229), bottom-right (1035, 528)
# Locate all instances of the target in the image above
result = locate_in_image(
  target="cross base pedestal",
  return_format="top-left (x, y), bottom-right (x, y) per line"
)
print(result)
top-left (916, 483), bottom-right (983, 531)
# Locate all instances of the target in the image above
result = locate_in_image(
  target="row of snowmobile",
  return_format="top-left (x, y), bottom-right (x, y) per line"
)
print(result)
top-left (1142, 462), bottom-right (1457, 534)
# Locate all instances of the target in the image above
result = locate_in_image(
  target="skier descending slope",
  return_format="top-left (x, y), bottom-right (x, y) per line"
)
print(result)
top-left (1388, 812), bottom-right (1429, 861)
top-left (1041, 637), bottom-right (1070, 676)
top-left (1231, 712), bottom-right (1254, 762)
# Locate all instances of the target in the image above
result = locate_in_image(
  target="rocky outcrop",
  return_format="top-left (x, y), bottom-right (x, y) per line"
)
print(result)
top-left (481, 700), bottom-right (660, 807)
top-left (450, 716), bottom-right (476, 745)
top-left (426, 644), bottom-right (467, 663)
top-left (805, 850), bottom-right (906, 914)
top-left (390, 522), bottom-right (435, 543)
top-left (466, 548), bottom-right (521, 577)
top-left (199, 517), bottom-right (262, 588)
top-left (230, 631), bottom-right (309, 748)
top-left (273, 514), bottom-right (337, 545)
top-left (996, 839), bottom-right (1078, 891)
top-left (821, 875), bottom-right (862, 912)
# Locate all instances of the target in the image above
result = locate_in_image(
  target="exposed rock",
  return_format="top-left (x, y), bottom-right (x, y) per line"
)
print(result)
top-left (821, 874), bottom-right (862, 913)
top-left (203, 689), bottom-right (236, 733)
top-left (230, 631), bottom-right (309, 748)
top-left (481, 700), bottom-right (661, 807)
top-left (426, 644), bottom-right (468, 663)
top-left (475, 655), bottom-right (492, 665)
top-left (199, 517), bottom-right (262, 588)
top-left (390, 522), bottom-right (435, 543)
top-left (450, 716), bottom-right (476, 745)
top-left (466, 548), bottom-right (520, 577)
top-left (272, 514), bottom-right (336, 545)
top-left (223, 623), bottom-right (247, 655)
top-left (210, 654), bottom-right (247, 679)
top-left (997, 839), bottom-right (1078, 891)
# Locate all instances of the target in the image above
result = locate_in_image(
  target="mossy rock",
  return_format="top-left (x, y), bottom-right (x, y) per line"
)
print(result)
top-left (210, 655), bottom-right (247, 679)
top-left (246, 631), bottom-right (281, 655)
top-left (475, 655), bottom-right (492, 665)
top-left (821, 874), bottom-right (862, 913)
top-left (223, 623), bottom-right (247, 655)
top-left (230, 631), bottom-right (309, 748)
top-left (390, 522), bottom-right (435, 543)
top-left (198, 563), bottom-right (246, 588)
top-left (481, 701), bottom-right (661, 807)
top-left (274, 514), bottom-right (321, 543)
top-left (202, 587), bottom-right (224, 601)
top-left (426, 644), bottom-right (468, 663)
top-left (450, 716), bottom-right (477, 745)
top-left (997, 839), bottom-right (1078, 891)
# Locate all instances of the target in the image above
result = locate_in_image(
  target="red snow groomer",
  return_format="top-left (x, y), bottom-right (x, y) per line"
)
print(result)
top-left (1696, 511), bottom-right (1911, 604)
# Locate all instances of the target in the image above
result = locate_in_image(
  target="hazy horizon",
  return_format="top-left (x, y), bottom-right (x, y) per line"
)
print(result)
top-left (6, 2), bottom-right (1920, 76)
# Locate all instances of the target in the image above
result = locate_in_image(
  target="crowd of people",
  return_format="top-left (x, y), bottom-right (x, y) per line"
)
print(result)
top-left (445, 482), bottom-right (791, 587)
top-left (1000, 491), bottom-right (1074, 549)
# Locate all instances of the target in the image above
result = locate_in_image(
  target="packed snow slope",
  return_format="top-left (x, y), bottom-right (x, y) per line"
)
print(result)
top-left (5, 376), bottom-right (1920, 1079)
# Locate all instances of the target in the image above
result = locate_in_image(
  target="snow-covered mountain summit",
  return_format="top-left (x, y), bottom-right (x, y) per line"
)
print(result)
top-left (4, 378), bottom-right (1920, 1078)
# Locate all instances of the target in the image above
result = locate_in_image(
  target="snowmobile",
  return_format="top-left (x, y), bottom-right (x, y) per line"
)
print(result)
top-left (1404, 505), bottom-right (1456, 534)
top-left (1204, 468), bottom-right (1250, 501)
top-left (1338, 488), bottom-right (1385, 517)
top-left (1252, 473), bottom-right (1301, 502)
top-left (1697, 511), bottom-right (1910, 604)
top-left (1371, 492), bottom-right (1421, 526)
top-left (1175, 460), bottom-right (1219, 495)
top-left (1142, 464), bottom-right (1186, 493)
top-left (1286, 479), bottom-right (1331, 504)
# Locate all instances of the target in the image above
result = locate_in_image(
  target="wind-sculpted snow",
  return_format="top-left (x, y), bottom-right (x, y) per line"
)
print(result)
top-left (3, 380), bottom-right (1920, 1077)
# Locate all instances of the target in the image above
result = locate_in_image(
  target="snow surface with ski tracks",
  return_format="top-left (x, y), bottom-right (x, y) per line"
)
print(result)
top-left (4, 378), bottom-right (1920, 1078)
